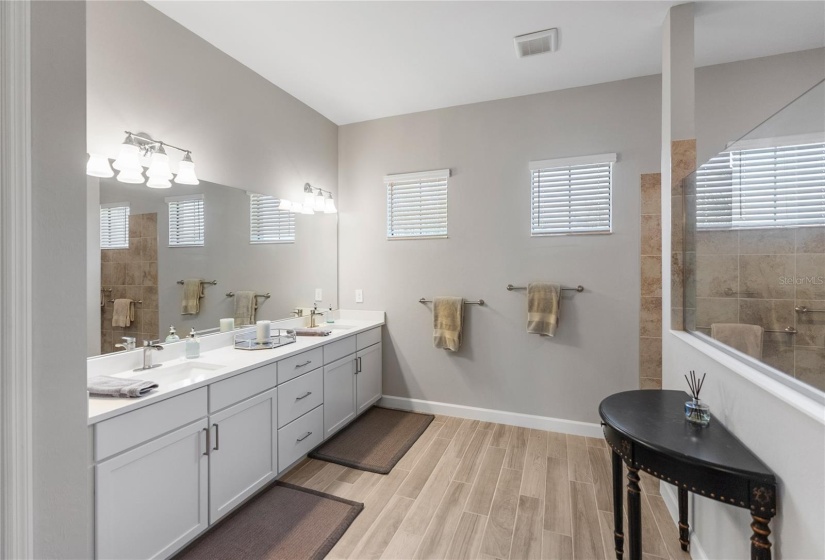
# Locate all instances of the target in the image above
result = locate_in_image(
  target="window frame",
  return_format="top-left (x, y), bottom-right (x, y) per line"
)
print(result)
top-left (166, 194), bottom-right (205, 248)
top-left (99, 202), bottom-right (130, 250)
top-left (248, 192), bottom-right (295, 244)
top-left (529, 153), bottom-right (616, 237)
top-left (385, 169), bottom-right (450, 240)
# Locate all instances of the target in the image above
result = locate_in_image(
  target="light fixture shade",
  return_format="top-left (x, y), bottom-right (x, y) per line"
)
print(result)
top-left (112, 136), bottom-right (141, 172)
top-left (300, 204), bottom-right (315, 215)
top-left (278, 199), bottom-right (292, 211)
top-left (116, 168), bottom-right (144, 184)
top-left (86, 153), bottom-right (114, 178)
top-left (324, 195), bottom-right (337, 214)
top-left (314, 191), bottom-right (326, 212)
top-left (174, 152), bottom-right (199, 185)
top-left (304, 190), bottom-right (316, 207)
top-left (146, 175), bottom-right (172, 189)
top-left (147, 148), bottom-right (173, 180)
top-left (290, 203), bottom-right (302, 213)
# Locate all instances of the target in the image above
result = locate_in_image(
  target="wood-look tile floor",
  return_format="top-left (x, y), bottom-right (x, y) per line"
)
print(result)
top-left (281, 416), bottom-right (693, 560)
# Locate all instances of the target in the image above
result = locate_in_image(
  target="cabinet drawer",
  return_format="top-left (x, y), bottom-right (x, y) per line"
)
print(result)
top-left (324, 335), bottom-right (356, 364)
top-left (210, 362), bottom-right (277, 414)
top-left (277, 347), bottom-right (323, 384)
top-left (277, 369), bottom-right (323, 428)
top-left (278, 405), bottom-right (323, 472)
top-left (95, 388), bottom-right (207, 462)
top-left (356, 327), bottom-right (381, 351)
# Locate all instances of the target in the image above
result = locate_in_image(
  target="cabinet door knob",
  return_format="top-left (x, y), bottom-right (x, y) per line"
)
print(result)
top-left (297, 431), bottom-right (313, 442)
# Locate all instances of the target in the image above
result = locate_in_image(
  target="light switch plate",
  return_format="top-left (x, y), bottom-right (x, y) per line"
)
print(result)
top-left (355, 289), bottom-right (363, 303)
top-left (315, 288), bottom-right (322, 301)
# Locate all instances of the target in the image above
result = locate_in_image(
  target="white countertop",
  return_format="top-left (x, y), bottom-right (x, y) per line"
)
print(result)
top-left (88, 311), bottom-right (384, 425)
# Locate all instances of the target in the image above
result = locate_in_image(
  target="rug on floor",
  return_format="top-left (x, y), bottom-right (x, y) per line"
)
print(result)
top-left (174, 481), bottom-right (362, 560)
top-left (309, 406), bottom-right (435, 474)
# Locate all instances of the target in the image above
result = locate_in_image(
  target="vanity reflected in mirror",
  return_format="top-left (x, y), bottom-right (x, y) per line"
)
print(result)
top-left (87, 176), bottom-right (337, 356)
top-left (684, 80), bottom-right (825, 395)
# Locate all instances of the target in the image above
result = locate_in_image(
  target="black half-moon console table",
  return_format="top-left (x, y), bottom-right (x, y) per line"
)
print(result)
top-left (599, 390), bottom-right (777, 560)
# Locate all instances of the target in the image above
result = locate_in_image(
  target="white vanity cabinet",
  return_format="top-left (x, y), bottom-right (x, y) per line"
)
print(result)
top-left (356, 341), bottom-right (383, 415)
top-left (323, 355), bottom-right (357, 438)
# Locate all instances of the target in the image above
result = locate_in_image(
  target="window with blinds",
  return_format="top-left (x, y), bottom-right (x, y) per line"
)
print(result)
top-left (100, 203), bottom-right (130, 249)
top-left (249, 193), bottom-right (295, 244)
top-left (696, 141), bottom-right (825, 230)
top-left (385, 169), bottom-right (450, 239)
top-left (166, 194), bottom-right (204, 247)
top-left (530, 153), bottom-right (615, 235)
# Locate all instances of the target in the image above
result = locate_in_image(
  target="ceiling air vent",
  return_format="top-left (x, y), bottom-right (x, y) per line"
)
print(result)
top-left (514, 28), bottom-right (558, 58)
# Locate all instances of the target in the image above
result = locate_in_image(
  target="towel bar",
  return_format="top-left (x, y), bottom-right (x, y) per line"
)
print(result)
top-left (795, 306), bottom-right (825, 314)
top-left (108, 299), bottom-right (143, 304)
top-left (177, 279), bottom-right (218, 285)
top-left (419, 298), bottom-right (484, 305)
top-left (226, 292), bottom-right (271, 299)
top-left (697, 325), bottom-right (797, 335)
top-left (506, 284), bottom-right (584, 292)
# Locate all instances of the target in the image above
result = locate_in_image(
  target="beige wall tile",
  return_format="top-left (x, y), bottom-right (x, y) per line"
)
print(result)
top-left (639, 338), bottom-right (662, 379)
top-left (739, 229), bottom-right (795, 255)
top-left (640, 173), bottom-right (661, 216)
top-left (796, 227), bottom-right (825, 254)
top-left (740, 254), bottom-right (795, 300)
top-left (641, 256), bottom-right (662, 298)
top-left (794, 346), bottom-right (825, 391)
top-left (794, 254), bottom-right (825, 300)
top-left (696, 254), bottom-right (738, 298)
top-left (128, 213), bottom-right (144, 239)
top-left (739, 299), bottom-right (795, 331)
top-left (640, 297), bottom-right (662, 338)
top-left (641, 215), bottom-right (662, 256)
top-left (670, 195), bottom-right (683, 252)
top-left (695, 297), bottom-right (738, 328)
top-left (695, 230), bottom-right (738, 255)
top-left (795, 300), bottom-right (825, 347)
top-left (671, 139), bottom-right (696, 194)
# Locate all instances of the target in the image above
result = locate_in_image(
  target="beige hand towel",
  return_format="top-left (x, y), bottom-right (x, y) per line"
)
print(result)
top-left (711, 323), bottom-right (764, 359)
top-left (433, 297), bottom-right (464, 351)
top-left (527, 282), bottom-right (561, 336)
top-left (181, 279), bottom-right (204, 315)
top-left (234, 291), bottom-right (257, 326)
top-left (112, 299), bottom-right (134, 328)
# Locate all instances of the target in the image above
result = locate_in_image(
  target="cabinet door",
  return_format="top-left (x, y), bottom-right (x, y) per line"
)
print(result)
top-left (356, 342), bottom-right (382, 415)
top-left (324, 354), bottom-right (356, 438)
top-left (96, 419), bottom-right (208, 560)
top-left (209, 388), bottom-right (278, 523)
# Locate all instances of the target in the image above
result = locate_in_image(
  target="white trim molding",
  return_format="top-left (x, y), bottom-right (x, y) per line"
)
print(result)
top-left (0, 1), bottom-right (34, 558)
top-left (383, 168), bottom-right (451, 184)
top-left (379, 395), bottom-right (603, 438)
top-left (529, 152), bottom-right (617, 171)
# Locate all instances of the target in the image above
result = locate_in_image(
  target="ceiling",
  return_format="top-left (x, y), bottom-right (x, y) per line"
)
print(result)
top-left (148, 1), bottom-right (825, 125)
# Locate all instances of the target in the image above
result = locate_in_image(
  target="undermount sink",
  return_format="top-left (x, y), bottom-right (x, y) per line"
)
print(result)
top-left (133, 361), bottom-right (226, 387)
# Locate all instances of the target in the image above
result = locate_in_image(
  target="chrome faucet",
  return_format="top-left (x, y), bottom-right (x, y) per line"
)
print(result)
top-left (310, 304), bottom-right (326, 328)
top-left (134, 340), bottom-right (163, 372)
top-left (115, 336), bottom-right (136, 352)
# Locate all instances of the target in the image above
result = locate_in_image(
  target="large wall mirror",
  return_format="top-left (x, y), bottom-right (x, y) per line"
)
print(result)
top-left (684, 80), bottom-right (825, 396)
top-left (87, 177), bottom-right (337, 357)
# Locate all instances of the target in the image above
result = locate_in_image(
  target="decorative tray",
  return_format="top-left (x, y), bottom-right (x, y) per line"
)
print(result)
top-left (233, 329), bottom-right (297, 351)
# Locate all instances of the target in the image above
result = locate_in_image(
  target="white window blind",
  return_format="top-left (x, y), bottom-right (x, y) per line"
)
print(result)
top-left (100, 203), bottom-right (130, 249)
top-left (166, 194), bottom-right (204, 247)
top-left (530, 153), bottom-right (615, 235)
top-left (696, 141), bottom-right (825, 230)
top-left (385, 169), bottom-right (450, 239)
top-left (249, 193), bottom-right (295, 244)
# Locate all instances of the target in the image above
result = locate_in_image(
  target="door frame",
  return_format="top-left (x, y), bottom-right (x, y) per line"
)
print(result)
top-left (0, 1), bottom-right (34, 557)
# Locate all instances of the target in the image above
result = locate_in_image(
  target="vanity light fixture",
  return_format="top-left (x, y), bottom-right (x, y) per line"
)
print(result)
top-left (313, 189), bottom-right (326, 212)
top-left (278, 199), bottom-right (293, 211)
top-left (324, 192), bottom-right (337, 214)
top-left (289, 182), bottom-right (336, 215)
top-left (86, 153), bottom-right (114, 178)
top-left (303, 183), bottom-right (316, 208)
top-left (91, 131), bottom-right (200, 188)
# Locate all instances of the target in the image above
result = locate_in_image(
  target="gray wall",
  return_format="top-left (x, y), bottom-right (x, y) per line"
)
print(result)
top-left (31, 1), bottom-right (90, 557)
top-left (339, 75), bottom-right (662, 424)
top-left (98, 177), bottom-right (337, 342)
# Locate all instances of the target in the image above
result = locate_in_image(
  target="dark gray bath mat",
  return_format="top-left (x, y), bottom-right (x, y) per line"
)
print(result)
top-left (309, 406), bottom-right (435, 474)
top-left (174, 481), bottom-right (362, 560)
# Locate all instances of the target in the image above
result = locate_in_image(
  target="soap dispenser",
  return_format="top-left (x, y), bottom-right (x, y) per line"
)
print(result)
top-left (185, 328), bottom-right (200, 359)
top-left (165, 326), bottom-right (180, 343)
top-left (327, 305), bottom-right (334, 324)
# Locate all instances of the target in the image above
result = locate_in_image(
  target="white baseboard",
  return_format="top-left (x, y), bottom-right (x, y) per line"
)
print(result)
top-left (661, 484), bottom-right (709, 560)
top-left (379, 395), bottom-right (603, 438)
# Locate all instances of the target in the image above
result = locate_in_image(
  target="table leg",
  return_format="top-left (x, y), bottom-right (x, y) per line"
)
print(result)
top-left (678, 488), bottom-right (690, 551)
top-left (750, 515), bottom-right (772, 560)
top-left (611, 450), bottom-right (624, 560)
top-left (627, 465), bottom-right (642, 560)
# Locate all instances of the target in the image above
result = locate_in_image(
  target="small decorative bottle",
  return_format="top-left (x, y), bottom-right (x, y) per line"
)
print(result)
top-left (185, 328), bottom-right (200, 359)
top-left (165, 326), bottom-right (180, 343)
top-left (685, 398), bottom-right (711, 426)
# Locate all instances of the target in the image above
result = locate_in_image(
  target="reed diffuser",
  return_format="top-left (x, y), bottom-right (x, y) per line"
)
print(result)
top-left (684, 370), bottom-right (710, 426)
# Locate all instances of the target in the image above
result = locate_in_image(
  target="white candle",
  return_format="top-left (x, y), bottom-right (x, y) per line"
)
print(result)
top-left (220, 318), bottom-right (235, 332)
top-left (256, 320), bottom-right (270, 343)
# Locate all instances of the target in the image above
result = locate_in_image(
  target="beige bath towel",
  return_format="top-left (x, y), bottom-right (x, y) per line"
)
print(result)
top-left (181, 279), bottom-right (204, 315)
top-left (112, 299), bottom-right (134, 328)
top-left (234, 291), bottom-right (257, 326)
top-left (433, 297), bottom-right (464, 351)
top-left (711, 323), bottom-right (764, 359)
top-left (527, 282), bottom-right (561, 336)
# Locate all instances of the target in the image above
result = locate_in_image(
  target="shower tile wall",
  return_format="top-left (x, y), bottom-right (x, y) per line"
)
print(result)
top-left (695, 226), bottom-right (825, 391)
top-left (100, 212), bottom-right (160, 354)
top-left (640, 172), bottom-right (663, 389)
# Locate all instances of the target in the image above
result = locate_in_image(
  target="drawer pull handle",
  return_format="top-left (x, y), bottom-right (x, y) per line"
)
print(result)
top-left (202, 427), bottom-right (210, 456)
top-left (297, 431), bottom-right (313, 442)
top-left (296, 391), bottom-right (312, 401)
top-left (295, 360), bottom-right (312, 368)
top-left (213, 423), bottom-right (219, 451)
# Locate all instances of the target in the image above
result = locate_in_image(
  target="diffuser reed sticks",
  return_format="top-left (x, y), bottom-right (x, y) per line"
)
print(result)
top-left (684, 370), bottom-right (710, 426)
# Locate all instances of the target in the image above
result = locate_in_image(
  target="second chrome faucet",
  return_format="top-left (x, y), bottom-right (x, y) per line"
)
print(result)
top-left (134, 340), bottom-right (163, 372)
